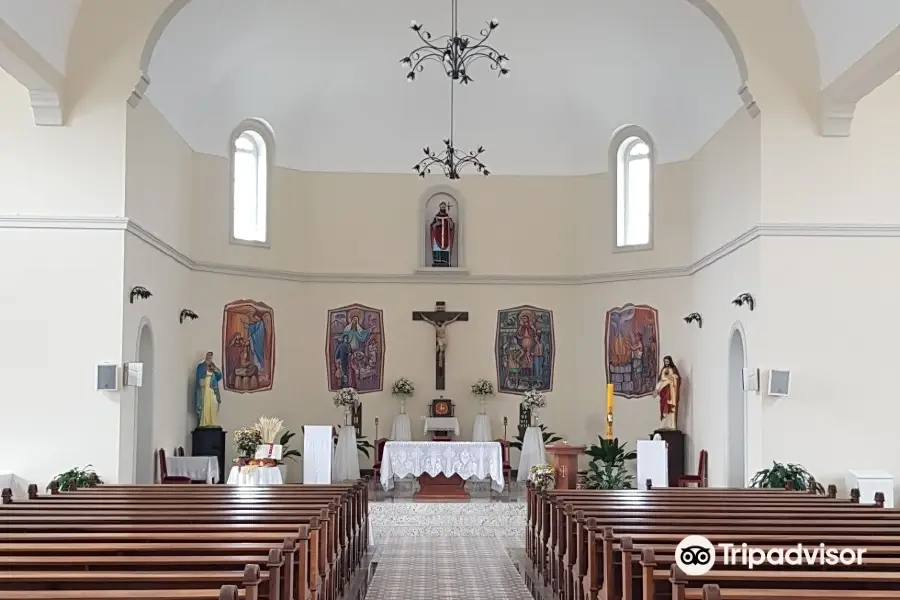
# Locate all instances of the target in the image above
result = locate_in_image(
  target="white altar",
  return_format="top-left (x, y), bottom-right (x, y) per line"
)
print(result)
top-left (380, 441), bottom-right (505, 492)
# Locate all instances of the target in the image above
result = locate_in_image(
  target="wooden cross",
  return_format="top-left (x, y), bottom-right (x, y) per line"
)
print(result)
top-left (412, 301), bottom-right (469, 390)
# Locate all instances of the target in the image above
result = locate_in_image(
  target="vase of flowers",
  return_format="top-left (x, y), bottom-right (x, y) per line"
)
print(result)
top-left (233, 425), bottom-right (262, 460)
top-left (333, 387), bottom-right (360, 425)
top-left (471, 378), bottom-right (495, 415)
top-left (523, 389), bottom-right (547, 425)
top-left (529, 463), bottom-right (556, 491)
top-left (391, 377), bottom-right (414, 414)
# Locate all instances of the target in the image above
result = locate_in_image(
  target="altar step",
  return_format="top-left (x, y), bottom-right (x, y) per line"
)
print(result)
top-left (368, 501), bottom-right (526, 549)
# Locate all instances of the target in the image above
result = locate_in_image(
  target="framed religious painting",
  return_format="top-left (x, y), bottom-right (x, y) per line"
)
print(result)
top-left (430, 398), bottom-right (454, 417)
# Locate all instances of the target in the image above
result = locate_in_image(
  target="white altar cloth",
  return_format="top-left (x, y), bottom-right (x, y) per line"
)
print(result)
top-left (472, 414), bottom-right (492, 442)
top-left (380, 441), bottom-right (504, 492)
top-left (423, 417), bottom-right (460, 436)
top-left (390, 414), bottom-right (412, 441)
top-left (166, 456), bottom-right (219, 483)
top-left (0, 472), bottom-right (23, 498)
top-left (226, 466), bottom-right (283, 486)
top-left (517, 426), bottom-right (547, 482)
top-left (332, 425), bottom-right (361, 482)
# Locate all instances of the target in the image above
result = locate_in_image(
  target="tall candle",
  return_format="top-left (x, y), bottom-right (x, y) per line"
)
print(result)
top-left (606, 384), bottom-right (614, 440)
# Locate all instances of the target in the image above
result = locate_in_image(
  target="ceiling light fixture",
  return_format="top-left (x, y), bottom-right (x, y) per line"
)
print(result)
top-left (401, 0), bottom-right (510, 84)
top-left (406, 0), bottom-right (508, 179)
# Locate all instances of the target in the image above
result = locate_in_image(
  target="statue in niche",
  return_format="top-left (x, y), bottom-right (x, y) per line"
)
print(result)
top-left (430, 200), bottom-right (455, 267)
top-left (195, 351), bottom-right (223, 428)
top-left (654, 355), bottom-right (682, 430)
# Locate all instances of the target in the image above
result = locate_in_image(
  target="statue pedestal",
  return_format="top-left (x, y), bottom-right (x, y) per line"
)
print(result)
top-left (652, 429), bottom-right (685, 487)
top-left (192, 427), bottom-right (226, 484)
top-left (545, 443), bottom-right (585, 490)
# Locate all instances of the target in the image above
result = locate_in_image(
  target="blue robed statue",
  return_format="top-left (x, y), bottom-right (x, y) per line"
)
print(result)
top-left (195, 351), bottom-right (223, 428)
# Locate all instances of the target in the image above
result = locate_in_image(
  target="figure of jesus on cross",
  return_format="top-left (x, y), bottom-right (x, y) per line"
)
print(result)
top-left (412, 301), bottom-right (468, 390)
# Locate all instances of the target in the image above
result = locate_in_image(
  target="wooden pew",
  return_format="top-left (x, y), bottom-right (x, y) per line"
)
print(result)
top-left (1, 481), bottom-right (368, 600)
top-left (698, 583), bottom-right (900, 600)
top-left (0, 585), bottom-right (244, 600)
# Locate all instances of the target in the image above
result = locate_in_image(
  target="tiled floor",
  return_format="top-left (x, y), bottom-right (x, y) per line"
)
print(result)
top-left (364, 537), bottom-right (532, 600)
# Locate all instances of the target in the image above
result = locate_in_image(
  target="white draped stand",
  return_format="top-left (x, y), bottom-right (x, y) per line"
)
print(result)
top-left (227, 466), bottom-right (283, 485)
top-left (166, 456), bottom-right (220, 483)
top-left (332, 425), bottom-right (361, 482)
top-left (517, 426), bottom-right (547, 482)
top-left (302, 425), bottom-right (333, 484)
top-left (380, 441), bottom-right (505, 492)
top-left (423, 417), bottom-right (460, 437)
top-left (472, 414), bottom-right (492, 442)
top-left (390, 414), bottom-right (412, 441)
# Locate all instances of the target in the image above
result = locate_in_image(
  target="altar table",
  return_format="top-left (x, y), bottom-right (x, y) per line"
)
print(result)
top-left (166, 456), bottom-right (219, 483)
top-left (380, 441), bottom-right (504, 499)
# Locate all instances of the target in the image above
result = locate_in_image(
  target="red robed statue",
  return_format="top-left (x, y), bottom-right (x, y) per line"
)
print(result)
top-left (430, 201), bottom-right (455, 267)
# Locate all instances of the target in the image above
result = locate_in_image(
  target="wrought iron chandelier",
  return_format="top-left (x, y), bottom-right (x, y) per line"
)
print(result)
top-left (405, 0), bottom-right (509, 179)
top-left (413, 82), bottom-right (489, 179)
top-left (400, 0), bottom-right (510, 84)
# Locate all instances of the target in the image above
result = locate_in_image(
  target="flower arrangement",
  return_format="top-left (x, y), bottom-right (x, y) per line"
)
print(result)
top-left (233, 426), bottom-right (262, 458)
top-left (333, 387), bottom-right (360, 409)
top-left (392, 377), bottom-right (414, 396)
top-left (529, 464), bottom-right (556, 491)
top-left (471, 378), bottom-right (495, 397)
top-left (523, 389), bottom-right (547, 410)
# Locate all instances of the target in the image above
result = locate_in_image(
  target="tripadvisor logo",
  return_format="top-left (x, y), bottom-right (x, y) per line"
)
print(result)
top-left (676, 535), bottom-right (867, 575)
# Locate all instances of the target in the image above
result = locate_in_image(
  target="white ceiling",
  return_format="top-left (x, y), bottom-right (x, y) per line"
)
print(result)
top-left (1, 1), bottom-right (899, 174)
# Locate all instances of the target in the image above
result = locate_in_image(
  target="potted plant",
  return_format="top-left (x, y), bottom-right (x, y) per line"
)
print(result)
top-left (522, 389), bottom-right (547, 424)
top-left (471, 378), bottom-right (495, 414)
top-left (582, 437), bottom-right (637, 490)
top-left (48, 465), bottom-right (102, 492)
top-left (750, 462), bottom-right (825, 494)
top-left (529, 464), bottom-right (556, 491)
top-left (391, 377), bottom-right (414, 414)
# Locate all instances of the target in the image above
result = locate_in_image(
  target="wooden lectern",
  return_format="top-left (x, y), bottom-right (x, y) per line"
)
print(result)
top-left (545, 443), bottom-right (585, 490)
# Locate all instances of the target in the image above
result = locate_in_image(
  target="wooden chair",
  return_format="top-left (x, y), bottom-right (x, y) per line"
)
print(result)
top-left (371, 438), bottom-right (389, 486)
top-left (678, 448), bottom-right (708, 487)
top-left (495, 438), bottom-right (512, 489)
top-left (158, 448), bottom-right (191, 484)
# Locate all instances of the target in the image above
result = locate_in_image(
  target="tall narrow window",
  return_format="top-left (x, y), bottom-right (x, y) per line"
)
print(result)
top-left (613, 128), bottom-right (653, 249)
top-left (231, 120), bottom-right (273, 245)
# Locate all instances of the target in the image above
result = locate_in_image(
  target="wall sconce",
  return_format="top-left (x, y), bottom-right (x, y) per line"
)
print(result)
top-left (129, 286), bottom-right (152, 304)
top-left (732, 293), bottom-right (755, 311)
top-left (179, 309), bottom-right (199, 324)
top-left (683, 313), bottom-right (702, 328)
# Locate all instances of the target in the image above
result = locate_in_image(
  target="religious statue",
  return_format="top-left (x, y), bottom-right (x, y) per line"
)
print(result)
top-left (194, 351), bottom-right (223, 428)
top-left (418, 313), bottom-right (461, 367)
top-left (654, 355), bottom-right (681, 430)
top-left (430, 201), bottom-right (455, 267)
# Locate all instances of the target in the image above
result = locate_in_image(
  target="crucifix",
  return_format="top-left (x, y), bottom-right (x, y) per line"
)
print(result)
top-left (412, 301), bottom-right (469, 390)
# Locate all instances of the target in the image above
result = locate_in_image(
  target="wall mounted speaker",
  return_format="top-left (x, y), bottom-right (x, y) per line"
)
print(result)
top-left (768, 369), bottom-right (792, 397)
top-left (97, 364), bottom-right (118, 391)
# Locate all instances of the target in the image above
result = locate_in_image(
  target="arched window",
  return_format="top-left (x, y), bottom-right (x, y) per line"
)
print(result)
top-left (230, 119), bottom-right (274, 246)
top-left (611, 126), bottom-right (654, 250)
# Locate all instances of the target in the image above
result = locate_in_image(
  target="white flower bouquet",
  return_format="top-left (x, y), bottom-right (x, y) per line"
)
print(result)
top-left (523, 389), bottom-right (546, 410)
top-left (392, 377), bottom-right (414, 396)
top-left (233, 426), bottom-right (262, 458)
top-left (333, 387), bottom-right (360, 409)
top-left (529, 464), bottom-right (556, 491)
top-left (471, 378), bottom-right (495, 397)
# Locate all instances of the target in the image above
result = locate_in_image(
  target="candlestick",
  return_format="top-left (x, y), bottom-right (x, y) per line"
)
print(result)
top-left (374, 417), bottom-right (379, 441)
top-left (606, 383), bottom-right (614, 440)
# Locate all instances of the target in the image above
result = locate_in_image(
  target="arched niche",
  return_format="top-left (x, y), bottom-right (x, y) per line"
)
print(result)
top-left (417, 185), bottom-right (467, 272)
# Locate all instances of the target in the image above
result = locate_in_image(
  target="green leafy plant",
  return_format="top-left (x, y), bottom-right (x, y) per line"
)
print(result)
top-left (277, 429), bottom-right (301, 464)
top-left (333, 428), bottom-right (376, 459)
top-left (510, 424), bottom-right (563, 451)
top-left (750, 462), bottom-right (825, 494)
top-left (582, 437), bottom-right (636, 490)
top-left (48, 465), bottom-right (102, 491)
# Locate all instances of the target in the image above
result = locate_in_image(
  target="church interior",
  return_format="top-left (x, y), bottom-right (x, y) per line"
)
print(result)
top-left (3, 1), bottom-right (900, 599)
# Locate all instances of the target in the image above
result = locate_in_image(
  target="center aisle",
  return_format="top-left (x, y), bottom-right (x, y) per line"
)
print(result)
top-left (364, 537), bottom-right (531, 599)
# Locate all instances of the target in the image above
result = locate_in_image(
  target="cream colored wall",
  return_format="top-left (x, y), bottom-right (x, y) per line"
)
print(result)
top-left (186, 154), bottom-right (695, 479)
top-left (121, 99), bottom-right (195, 483)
